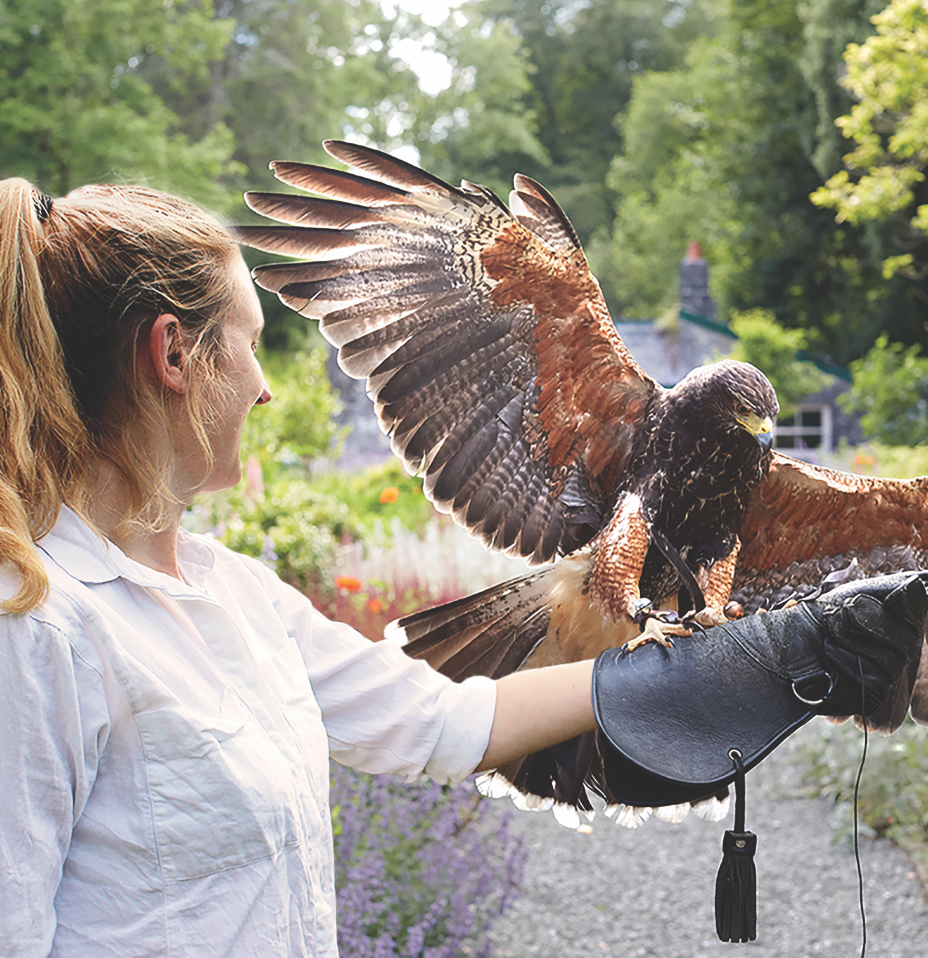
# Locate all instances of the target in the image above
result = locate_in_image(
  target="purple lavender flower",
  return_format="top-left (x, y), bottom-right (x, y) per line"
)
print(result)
top-left (260, 533), bottom-right (278, 569)
top-left (330, 764), bottom-right (527, 957)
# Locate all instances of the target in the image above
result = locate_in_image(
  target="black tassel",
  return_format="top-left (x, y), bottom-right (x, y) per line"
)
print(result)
top-left (715, 751), bottom-right (757, 943)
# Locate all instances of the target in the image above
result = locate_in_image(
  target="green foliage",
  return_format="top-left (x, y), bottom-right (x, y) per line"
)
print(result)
top-left (725, 309), bottom-right (833, 418)
top-left (309, 461), bottom-right (438, 541)
top-left (410, 6), bottom-right (548, 201)
top-left (598, 46), bottom-right (737, 316)
top-left (0, 0), bottom-right (243, 208)
top-left (239, 348), bottom-right (345, 475)
top-left (191, 346), bottom-right (347, 589)
top-left (811, 0), bottom-right (928, 280)
top-left (839, 333), bottom-right (928, 445)
top-left (825, 438), bottom-right (928, 477)
top-left (442, 0), bottom-right (722, 249)
top-left (800, 719), bottom-right (928, 850)
top-left (204, 479), bottom-right (347, 592)
top-left (167, 0), bottom-right (421, 193)
top-left (195, 461), bottom-right (440, 597)
top-left (600, 0), bottom-right (926, 364)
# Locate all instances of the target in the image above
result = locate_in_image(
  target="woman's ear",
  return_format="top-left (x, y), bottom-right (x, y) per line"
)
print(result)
top-left (145, 314), bottom-right (189, 395)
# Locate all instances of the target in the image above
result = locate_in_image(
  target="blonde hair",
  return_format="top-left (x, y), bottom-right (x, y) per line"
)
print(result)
top-left (0, 178), bottom-right (239, 612)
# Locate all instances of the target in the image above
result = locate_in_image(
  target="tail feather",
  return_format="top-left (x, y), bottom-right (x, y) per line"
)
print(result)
top-left (394, 568), bottom-right (728, 828)
top-left (399, 569), bottom-right (555, 679)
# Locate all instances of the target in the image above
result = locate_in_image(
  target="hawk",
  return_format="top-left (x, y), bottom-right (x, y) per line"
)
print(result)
top-left (235, 141), bottom-right (928, 826)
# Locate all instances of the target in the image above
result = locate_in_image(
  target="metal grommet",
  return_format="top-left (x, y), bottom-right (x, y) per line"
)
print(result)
top-left (728, 748), bottom-right (742, 761)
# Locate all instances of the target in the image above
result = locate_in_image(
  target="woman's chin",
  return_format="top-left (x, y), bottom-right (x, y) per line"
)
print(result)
top-left (199, 463), bottom-right (243, 496)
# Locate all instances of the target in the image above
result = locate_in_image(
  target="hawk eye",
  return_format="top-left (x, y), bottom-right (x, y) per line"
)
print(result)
top-left (736, 404), bottom-right (750, 416)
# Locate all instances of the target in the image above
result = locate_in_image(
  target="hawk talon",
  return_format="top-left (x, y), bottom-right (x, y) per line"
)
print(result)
top-left (626, 607), bottom-right (690, 651)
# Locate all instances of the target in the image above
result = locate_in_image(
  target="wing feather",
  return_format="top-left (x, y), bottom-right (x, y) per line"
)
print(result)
top-left (235, 141), bottom-right (659, 563)
top-left (733, 452), bottom-right (928, 611)
top-left (509, 174), bottom-right (582, 252)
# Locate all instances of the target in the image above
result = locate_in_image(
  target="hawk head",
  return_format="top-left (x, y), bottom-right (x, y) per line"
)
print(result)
top-left (675, 359), bottom-right (779, 452)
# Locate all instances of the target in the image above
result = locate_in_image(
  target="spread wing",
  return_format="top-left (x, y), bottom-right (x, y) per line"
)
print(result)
top-left (732, 451), bottom-right (928, 730)
top-left (733, 452), bottom-right (928, 603)
top-left (234, 140), bottom-right (659, 564)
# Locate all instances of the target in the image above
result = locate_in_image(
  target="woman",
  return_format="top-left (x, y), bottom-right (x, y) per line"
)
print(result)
top-left (0, 179), bottom-right (597, 957)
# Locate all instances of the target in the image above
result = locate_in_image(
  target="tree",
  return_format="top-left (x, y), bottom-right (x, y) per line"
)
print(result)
top-left (810, 0), bottom-right (928, 290)
top-left (0, 0), bottom-right (241, 209)
top-left (839, 333), bottom-right (928, 445)
top-left (597, 0), bottom-right (925, 364)
top-left (156, 0), bottom-right (425, 193)
top-left (447, 0), bottom-right (722, 245)
top-left (405, 6), bottom-right (548, 202)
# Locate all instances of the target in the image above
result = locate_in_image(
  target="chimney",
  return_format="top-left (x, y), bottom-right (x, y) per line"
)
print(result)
top-left (679, 241), bottom-right (716, 321)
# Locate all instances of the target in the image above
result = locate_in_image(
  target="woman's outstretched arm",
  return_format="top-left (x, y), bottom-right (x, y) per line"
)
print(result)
top-left (477, 660), bottom-right (597, 773)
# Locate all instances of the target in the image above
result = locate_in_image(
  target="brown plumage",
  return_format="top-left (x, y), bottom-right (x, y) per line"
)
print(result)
top-left (235, 141), bottom-right (928, 826)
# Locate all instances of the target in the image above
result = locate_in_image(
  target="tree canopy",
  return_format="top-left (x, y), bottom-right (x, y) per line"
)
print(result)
top-left (811, 0), bottom-right (928, 288)
top-left (2, 0), bottom-right (925, 437)
top-left (0, 0), bottom-right (241, 207)
top-left (594, 0), bottom-right (928, 365)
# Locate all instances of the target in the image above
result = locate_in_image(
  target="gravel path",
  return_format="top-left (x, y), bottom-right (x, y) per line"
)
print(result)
top-left (486, 721), bottom-right (928, 957)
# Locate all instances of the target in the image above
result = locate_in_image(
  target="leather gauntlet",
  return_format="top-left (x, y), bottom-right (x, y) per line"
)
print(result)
top-left (592, 571), bottom-right (928, 808)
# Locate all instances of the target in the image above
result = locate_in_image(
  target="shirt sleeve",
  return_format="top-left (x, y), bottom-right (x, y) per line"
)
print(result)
top-left (0, 613), bottom-right (110, 958)
top-left (253, 562), bottom-right (497, 784)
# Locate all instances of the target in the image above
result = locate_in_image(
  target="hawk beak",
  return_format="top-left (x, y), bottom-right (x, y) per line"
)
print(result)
top-left (738, 414), bottom-right (774, 451)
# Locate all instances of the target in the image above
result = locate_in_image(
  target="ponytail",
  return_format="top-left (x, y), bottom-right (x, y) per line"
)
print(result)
top-left (0, 179), bottom-right (89, 613)
top-left (0, 177), bottom-right (238, 612)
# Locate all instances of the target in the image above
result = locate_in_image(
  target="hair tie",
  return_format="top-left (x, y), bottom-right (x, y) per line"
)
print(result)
top-left (34, 192), bottom-right (54, 223)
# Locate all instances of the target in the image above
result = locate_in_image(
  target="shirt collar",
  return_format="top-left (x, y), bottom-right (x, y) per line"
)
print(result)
top-left (39, 505), bottom-right (216, 592)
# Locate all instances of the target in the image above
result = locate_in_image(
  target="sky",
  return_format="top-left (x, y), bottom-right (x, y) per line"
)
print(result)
top-left (381, 0), bottom-right (455, 96)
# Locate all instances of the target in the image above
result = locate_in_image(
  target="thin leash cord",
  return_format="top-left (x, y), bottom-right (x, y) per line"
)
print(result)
top-left (853, 656), bottom-right (869, 958)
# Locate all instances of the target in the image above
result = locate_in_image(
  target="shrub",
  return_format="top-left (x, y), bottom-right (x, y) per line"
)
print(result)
top-left (822, 440), bottom-right (928, 479)
top-left (310, 460), bottom-right (439, 539)
top-left (839, 334), bottom-right (928, 446)
top-left (799, 719), bottom-right (928, 858)
top-left (330, 764), bottom-right (527, 958)
top-left (188, 478), bottom-right (352, 592)
top-left (242, 347), bottom-right (346, 472)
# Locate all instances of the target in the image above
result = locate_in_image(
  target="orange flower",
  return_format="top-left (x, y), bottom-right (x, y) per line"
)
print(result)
top-left (378, 486), bottom-right (400, 504)
top-left (366, 598), bottom-right (383, 614)
top-left (854, 452), bottom-right (876, 470)
top-left (334, 574), bottom-right (362, 593)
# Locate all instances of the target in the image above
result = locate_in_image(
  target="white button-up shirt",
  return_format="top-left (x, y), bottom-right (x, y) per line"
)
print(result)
top-left (0, 507), bottom-right (496, 957)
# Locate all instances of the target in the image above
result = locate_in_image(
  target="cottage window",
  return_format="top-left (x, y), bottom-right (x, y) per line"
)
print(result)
top-left (775, 405), bottom-right (832, 452)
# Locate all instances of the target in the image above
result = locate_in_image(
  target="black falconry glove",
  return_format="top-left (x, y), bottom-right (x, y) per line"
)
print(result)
top-left (591, 571), bottom-right (928, 945)
top-left (592, 571), bottom-right (928, 809)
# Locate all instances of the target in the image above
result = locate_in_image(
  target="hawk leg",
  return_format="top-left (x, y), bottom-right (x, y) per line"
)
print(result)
top-left (686, 540), bottom-right (742, 629)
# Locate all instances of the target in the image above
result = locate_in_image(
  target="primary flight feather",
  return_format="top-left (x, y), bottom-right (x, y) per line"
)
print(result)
top-left (236, 141), bottom-right (928, 825)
